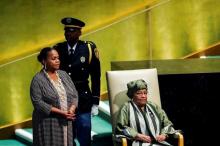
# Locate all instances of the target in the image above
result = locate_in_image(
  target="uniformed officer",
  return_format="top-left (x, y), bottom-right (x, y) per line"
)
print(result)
top-left (54, 17), bottom-right (101, 146)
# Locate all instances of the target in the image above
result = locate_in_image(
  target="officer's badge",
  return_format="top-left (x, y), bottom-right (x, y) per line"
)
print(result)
top-left (94, 48), bottom-right (99, 59)
top-left (66, 18), bottom-right (72, 23)
top-left (80, 56), bottom-right (86, 63)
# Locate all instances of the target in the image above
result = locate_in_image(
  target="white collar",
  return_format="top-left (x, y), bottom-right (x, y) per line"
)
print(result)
top-left (67, 43), bottom-right (77, 54)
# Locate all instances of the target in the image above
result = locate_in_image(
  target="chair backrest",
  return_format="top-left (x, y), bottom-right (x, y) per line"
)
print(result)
top-left (106, 68), bottom-right (161, 135)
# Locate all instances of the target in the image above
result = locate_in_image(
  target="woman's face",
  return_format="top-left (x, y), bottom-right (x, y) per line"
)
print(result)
top-left (133, 89), bottom-right (148, 107)
top-left (44, 50), bottom-right (60, 71)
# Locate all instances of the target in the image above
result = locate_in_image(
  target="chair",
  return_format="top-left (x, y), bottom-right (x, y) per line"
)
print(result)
top-left (106, 68), bottom-right (184, 146)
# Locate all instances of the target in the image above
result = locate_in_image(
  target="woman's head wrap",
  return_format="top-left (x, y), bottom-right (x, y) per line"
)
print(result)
top-left (126, 79), bottom-right (148, 98)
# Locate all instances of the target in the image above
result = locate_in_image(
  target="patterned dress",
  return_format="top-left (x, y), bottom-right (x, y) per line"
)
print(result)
top-left (30, 70), bottom-right (78, 146)
top-left (45, 71), bottom-right (68, 146)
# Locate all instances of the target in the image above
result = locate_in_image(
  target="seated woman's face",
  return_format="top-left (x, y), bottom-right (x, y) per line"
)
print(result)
top-left (133, 89), bottom-right (148, 107)
top-left (45, 50), bottom-right (60, 71)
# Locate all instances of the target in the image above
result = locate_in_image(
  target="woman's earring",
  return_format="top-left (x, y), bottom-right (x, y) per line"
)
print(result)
top-left (44, 64), bottom-right (47, 70)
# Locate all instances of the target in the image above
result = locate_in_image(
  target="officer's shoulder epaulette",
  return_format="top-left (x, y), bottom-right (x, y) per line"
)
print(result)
top-left (84, 41), bottom-right (93, 64)
top-left (84, 41), bottom-right (99, 63)
top-left (85, 41), bottom-right (96, 49)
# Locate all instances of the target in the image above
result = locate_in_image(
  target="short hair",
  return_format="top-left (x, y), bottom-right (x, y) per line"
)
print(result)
top-left (37, 47), bottom-right (55, 65)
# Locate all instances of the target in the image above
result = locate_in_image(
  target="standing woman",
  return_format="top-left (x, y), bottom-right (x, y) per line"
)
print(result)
top-left (30, 47), bottom-right (78, 146)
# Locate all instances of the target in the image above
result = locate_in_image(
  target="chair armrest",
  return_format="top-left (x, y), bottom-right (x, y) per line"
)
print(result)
top-left (121, 138), bottom-right (127, 146)
top-left (115, 135), bottom-right (128, 146)
top-left (115, 133), bottom-right (183, 146)
top-left (173, 132), bottom-right (184, 146)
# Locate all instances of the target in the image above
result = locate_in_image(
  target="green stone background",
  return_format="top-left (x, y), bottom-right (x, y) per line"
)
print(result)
top-left (111, 59), bottom-right (220, 74)
top-left (1, 0), bottom-right (220, 126)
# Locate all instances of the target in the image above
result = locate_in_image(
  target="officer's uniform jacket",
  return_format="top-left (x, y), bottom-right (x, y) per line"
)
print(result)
top-left (54, 40), bottom-right (101, 113)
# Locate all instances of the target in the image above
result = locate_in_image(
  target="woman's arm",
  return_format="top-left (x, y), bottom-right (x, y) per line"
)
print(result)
top-left (51, 106), bottom-right (75, 120)
top-left (153, 102), bottom-right (176, 135)
top-left (68, 104), bottom-right (76, 114)
top-left (30, 78), bottom-right (52, 115)
top-left (115, 103), bottom-right (138, 139)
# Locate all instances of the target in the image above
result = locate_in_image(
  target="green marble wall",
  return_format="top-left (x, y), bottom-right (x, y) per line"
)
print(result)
top-left (150, 0), bottom-right (220, 59)
top-left (0, 54), bottom-right (39, 126)
top-left (0, 0), bottom-right (148, 126)
top-left (1, 0), bottom-right (220, 126)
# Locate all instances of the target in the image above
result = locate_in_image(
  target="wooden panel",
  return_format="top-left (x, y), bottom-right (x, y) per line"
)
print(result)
top-left (0, 118), bottom-right (32, 139)
top-left (111, 59), bottom-right (220, 74)
top-left (183, 42), bottom-right (220, 58)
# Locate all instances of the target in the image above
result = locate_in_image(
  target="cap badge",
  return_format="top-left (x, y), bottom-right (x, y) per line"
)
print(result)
top-left (66, 18), bottom-right (72, 23)
top-left (80, 56), bottom-right (86, 63)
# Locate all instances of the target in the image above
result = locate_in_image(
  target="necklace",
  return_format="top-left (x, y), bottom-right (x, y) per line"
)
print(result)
top-left (44, 70), bottom-right (67, 101)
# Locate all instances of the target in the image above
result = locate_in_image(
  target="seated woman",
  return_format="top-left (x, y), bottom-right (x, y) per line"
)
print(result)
top-left (115, 79), bottom-right (177, 146)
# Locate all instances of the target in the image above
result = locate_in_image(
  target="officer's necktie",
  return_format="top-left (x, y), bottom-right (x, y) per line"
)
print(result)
top-left (69, 48), bottom-right (74, 56)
